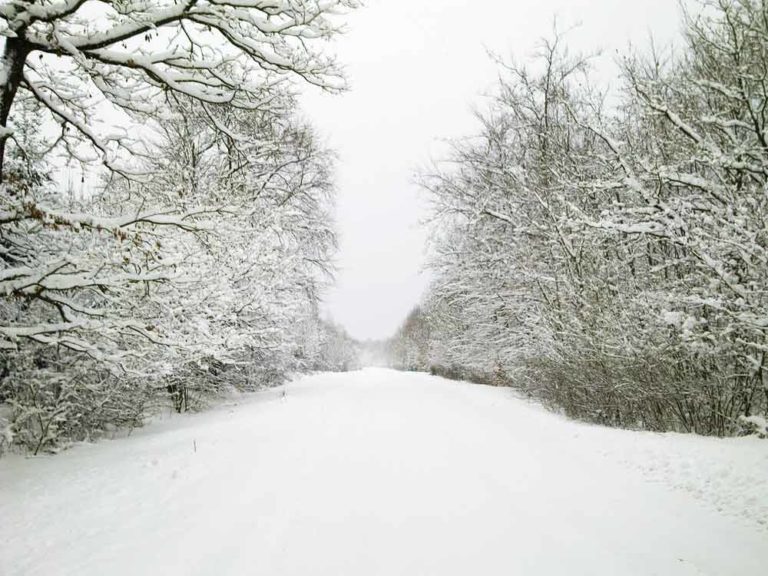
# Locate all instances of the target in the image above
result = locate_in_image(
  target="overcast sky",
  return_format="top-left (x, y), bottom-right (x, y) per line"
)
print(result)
top-left (301, 0), bottom-right (682, 341)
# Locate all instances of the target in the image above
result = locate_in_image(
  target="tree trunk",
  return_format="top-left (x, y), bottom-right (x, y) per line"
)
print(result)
top-left (0, 37), bottom-right (31, 184)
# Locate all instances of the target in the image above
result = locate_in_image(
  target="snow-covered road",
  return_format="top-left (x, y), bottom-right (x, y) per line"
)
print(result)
top-left (1, 369), bottom-right (767, 575)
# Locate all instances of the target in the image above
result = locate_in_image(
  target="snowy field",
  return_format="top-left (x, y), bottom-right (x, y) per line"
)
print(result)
top-left (1, 368), bottom-right (766, 576)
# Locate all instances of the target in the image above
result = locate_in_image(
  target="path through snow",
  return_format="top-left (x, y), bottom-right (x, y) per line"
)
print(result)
top-left (1, 369), bottom-right (767, 575)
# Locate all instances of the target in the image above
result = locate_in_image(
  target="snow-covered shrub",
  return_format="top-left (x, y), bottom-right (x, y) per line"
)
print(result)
top-left (0, 349), bottom-right (153, 453)
top-left (394, 0), bottom-right (768, 436)
top-left (738, 416), bottom-right (768, 439)
top-left (0, 402), bottom-right (13, 455)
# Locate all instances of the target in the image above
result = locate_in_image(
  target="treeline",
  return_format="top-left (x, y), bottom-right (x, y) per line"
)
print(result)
top-left (0, 1), bottom-right (359, 454)
top-left (390, 0), bottom-right (768, 437)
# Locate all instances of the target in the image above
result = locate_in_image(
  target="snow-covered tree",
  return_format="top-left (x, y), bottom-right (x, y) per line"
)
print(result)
top-left (406, 1), bottom-right (768, 436)
top-left (0, 1), bottom-right (359, 452)
top-left (0, 0), bottom-right (358, 179)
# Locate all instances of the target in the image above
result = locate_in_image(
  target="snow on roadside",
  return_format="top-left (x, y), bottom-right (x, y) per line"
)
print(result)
top-left (493, 388), bottom-right (768, 534)
top-left (593, 428), bottom-right (768, 532)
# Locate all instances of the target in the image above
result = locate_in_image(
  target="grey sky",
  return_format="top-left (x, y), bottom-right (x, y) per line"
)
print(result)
top-left (301, 0), bottom-right (681, 341)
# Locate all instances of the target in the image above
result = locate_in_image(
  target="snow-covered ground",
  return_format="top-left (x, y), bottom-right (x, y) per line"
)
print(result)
top-left (1, 368), bottom-right (766, 575)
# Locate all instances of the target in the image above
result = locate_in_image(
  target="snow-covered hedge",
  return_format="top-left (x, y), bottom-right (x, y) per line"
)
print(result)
top-left (389, 0), bottom-right (768, 437)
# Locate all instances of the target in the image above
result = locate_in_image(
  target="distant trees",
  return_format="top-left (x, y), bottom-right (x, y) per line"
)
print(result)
top-left (314, 320), bottom-right (360, 372)
top-left (0, 1), bottom-right (359, 453)
top-left (387, 307), bottom-right (431, 372)
top-left (391, 0), bottom-right (768, 436)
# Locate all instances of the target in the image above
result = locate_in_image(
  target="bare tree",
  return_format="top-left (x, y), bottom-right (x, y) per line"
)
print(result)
top-left (408, 2), bottom-right (768, 435)
top-left (0, 0), bottom-right (358, 180)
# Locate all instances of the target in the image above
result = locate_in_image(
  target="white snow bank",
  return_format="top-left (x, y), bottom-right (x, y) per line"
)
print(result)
top-left (587, 421), bottom-right (768, 531)
top-left (1, 369), bottom-right (766, 576)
